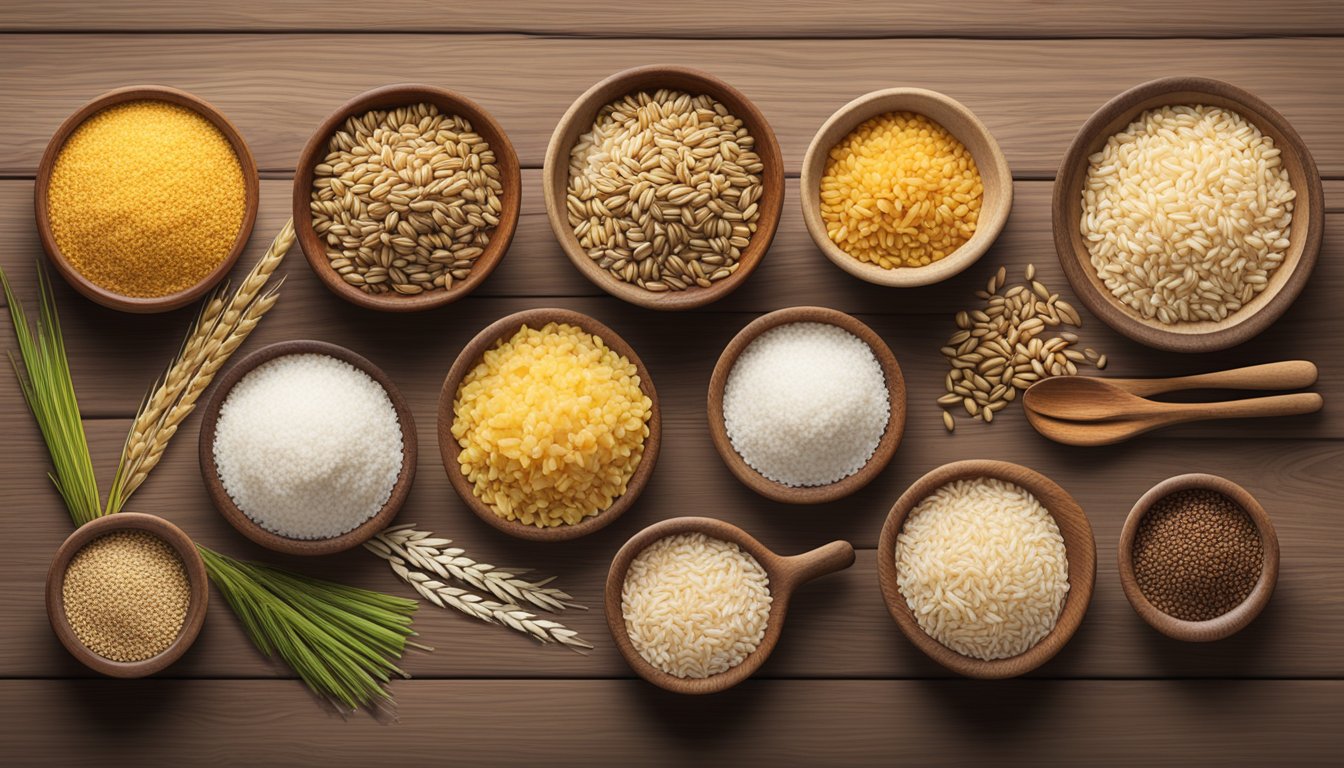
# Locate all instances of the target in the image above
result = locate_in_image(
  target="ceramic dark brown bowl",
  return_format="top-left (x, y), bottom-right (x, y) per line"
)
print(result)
top-left (605, 516), bottom-right (854, 694)
top-left (877, 459), bottom-right (1097, 679)
top-left (46, 513), bottom-right (209, 678)
top-left (293, 83), bottom-right (521, 312)
top-left (438, 308), bottom-right (661, 541)
top-left (1118, 473), bottom-right (1280, 642)
top-left (35, 85), bottom-right (260, 313)
top-left (198, 340), bottom-right (417, 556)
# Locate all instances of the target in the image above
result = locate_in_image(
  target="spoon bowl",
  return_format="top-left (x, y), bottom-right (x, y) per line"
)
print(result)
top-left (605, 516), bottom-right (854, 694)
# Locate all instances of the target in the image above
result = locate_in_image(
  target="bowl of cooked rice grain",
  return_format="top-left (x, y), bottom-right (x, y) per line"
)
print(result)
top-left (878, 460), bottom-right (1096, 679)
top-left (438, 308), bottom-right (661, 542)
top-left (801, 88), bottom-right (1013, 288)
top-left (543, 65), bottom-right (785, 310)
top-left (606, 516), bottom-right (854, 694)
top-left (1053, 77), bottom-right (1323, 352)
top-left (294, 84), bottom-right (521, 312)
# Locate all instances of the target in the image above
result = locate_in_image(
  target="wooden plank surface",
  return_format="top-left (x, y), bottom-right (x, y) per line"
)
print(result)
top-left (3, 0), bottom-right (1342, 37)
top-left (3, 36), bottom-right (1344, 177)
top-left (2, 2), bottom-right (1342, 764)
top-left (1, 680), bottom-right (1340, 768)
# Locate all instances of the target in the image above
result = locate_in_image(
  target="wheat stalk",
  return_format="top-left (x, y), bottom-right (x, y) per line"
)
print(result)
top-left (371, 525), bottom-right (584, 613)
top-left (108, 220), bottom-right (295, 513)
top-left (365, 538), bottom-right (593, 652)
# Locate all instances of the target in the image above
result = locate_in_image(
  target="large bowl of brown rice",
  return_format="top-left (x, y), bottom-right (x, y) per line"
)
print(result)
top-left (1052, 77), bottom-right (1323, 352)
top-left (878, 460), bottom-right (1096, 679)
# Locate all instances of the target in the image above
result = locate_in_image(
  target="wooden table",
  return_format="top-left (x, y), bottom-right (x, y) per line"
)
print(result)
top-left (2, 2), bottom-right (1342, 765)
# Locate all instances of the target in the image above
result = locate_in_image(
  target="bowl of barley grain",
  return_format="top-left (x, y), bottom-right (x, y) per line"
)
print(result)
top-left (294, 84), bottom-right (521, 312)
top-left (544, 66), bottom-right (784, 310)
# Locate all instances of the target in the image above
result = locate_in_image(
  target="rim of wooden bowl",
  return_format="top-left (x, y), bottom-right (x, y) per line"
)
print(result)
top-left (800, 87), bottom-right (1013, 288)
top-left (197, 340), bottom-right (418, 556)
top-left (1052, 76), bottom-right (1324, 352)
top-left (604, 516), bottom-right (854, 694)
top-left (707, 306), bottom-right (906, 504)
top-left (542, 65), bottom-right (785, 311)
top-left (436, 308), bottom-right (662, 541)
top-left (46, 512), bottom-right (209, 678)
top-left (34, 85), bottom-right (260, 314)
top-left (292, 83), bottom-right (522, 312)
top-left (1117, 473), bottom-right (1280, 642)
top-left (877, 459), bottom-right (1097, 679)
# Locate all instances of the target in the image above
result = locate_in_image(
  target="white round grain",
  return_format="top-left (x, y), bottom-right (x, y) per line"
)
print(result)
top-left (213, 353), bottom-right (403, 540)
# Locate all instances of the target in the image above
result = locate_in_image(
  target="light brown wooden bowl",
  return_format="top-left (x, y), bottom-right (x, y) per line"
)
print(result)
top-left (543, 65), bottom-right (785, 310)
top-left (35, 85), bottom-right (260, 313)
top-left (437, 308), bottom-right (661, 541)
top-left (198, 340), bottom-right (417, 556)
top-left (707, 306), bottom-right (906, 504)
top-left (46, 512), bottom-right (209, 678)
top-left (605, 516), bottom-right (854, 694)
top-left (1118, 473), bottom-right (1280, 642)
top-left (800, 88), bottom-right (1013, 288)
top-left (1053, 77), bottom-right (1324, 352)
top-left (877, 460), bottom-right (1097, 679)
top-left (293, 84), bottom-right (521, 312)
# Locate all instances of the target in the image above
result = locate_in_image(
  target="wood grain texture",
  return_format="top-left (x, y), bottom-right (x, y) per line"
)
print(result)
top-left (2, 37), bottom-right (1344, 176)
top-left (0, 679), bottom-right (1340, 767)
top-left (2, 0), bottom-right (1341, 36)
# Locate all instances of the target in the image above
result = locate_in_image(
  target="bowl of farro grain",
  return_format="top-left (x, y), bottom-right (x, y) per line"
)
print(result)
top-left (294, 83), bottom-right (521, 312)
top-left (543, 65), bottom-right (785, 311)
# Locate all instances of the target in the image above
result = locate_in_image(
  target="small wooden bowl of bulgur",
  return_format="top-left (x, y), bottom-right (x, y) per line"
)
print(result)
top-left (45, 513), bottom-right (209, 678)
top-left (294, 84), bottom-right (521, 312)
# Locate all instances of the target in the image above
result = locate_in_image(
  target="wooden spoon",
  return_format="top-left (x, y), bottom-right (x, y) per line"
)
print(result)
top-left (1024, 369), bottom-right (1321, 423)
top-left (1028, 361), bottom-right (1317, 407)
top-left (1024, 391), bottom-right (1323, 446)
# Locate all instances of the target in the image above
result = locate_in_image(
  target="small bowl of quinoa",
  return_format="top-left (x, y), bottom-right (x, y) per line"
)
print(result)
top-left (46, 512), bottom-right (209, 677)
top-left (1119, 473), bottom-right (1280, 642)
top-left (801, 88), bottom-right (1013, 288)
top-left (36, 85), bottom-right (259, 313)
top-left (438, 308), bottom-right (661, 541)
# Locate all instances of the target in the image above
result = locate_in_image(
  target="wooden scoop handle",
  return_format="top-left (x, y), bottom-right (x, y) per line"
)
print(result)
top-left (1117, 361), bottom-right (1318, 397)
top-left (1163, 392), bottom-right (1324, 425)
top-left (776, 540), bottom-right (855, 592)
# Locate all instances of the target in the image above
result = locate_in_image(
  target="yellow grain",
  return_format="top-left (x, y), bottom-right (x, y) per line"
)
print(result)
top-left (47, 100), bottom-right (246, 297)
top-left (820, 111), bottom-right (982, 269)
top-left (451, 323), bottom-right (652, 528)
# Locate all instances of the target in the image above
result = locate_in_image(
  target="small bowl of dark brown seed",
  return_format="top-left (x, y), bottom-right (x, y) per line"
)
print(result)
top-left (294, 84), bottom-right (522, 312)
top-left (1118, 473), bottom-right (1279, 642)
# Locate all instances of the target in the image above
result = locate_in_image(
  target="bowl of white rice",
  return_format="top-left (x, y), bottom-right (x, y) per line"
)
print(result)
top-left (606, 516), bottom-right (854, 694)
top-left (1053, 77), bottom-right (1323, 352)
top-left (199, 340), bottom-right (417, 556)
top-left (878, 460), bottom-right (1096, 679)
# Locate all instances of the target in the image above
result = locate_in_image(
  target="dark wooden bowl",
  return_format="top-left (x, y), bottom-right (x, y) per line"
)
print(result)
top-left (35, 85), bottom-right (260, 313)
top-left (605, 516), bottom-right (854, 694)
top-left (437, 308), bottom-right (661, 541)
top-left (293, 83), bottom-right (521, 312)
top-left (877, 460), bottom-right (1097, 679)
top-left (1053, 77), bottom-right (1323, 352)
top-left (198, 340), bottom-right (417, 556)
top-left (1118, 473), bottom-right (1280, 642)
top-left (707, 306), bottom-right (906, 504)
top-left (801, 87), bottom-right (1013, 288)
top-left (542, 65), bottom-right (785, 310)
top-left (46, 512), bottom-right (209, 678)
